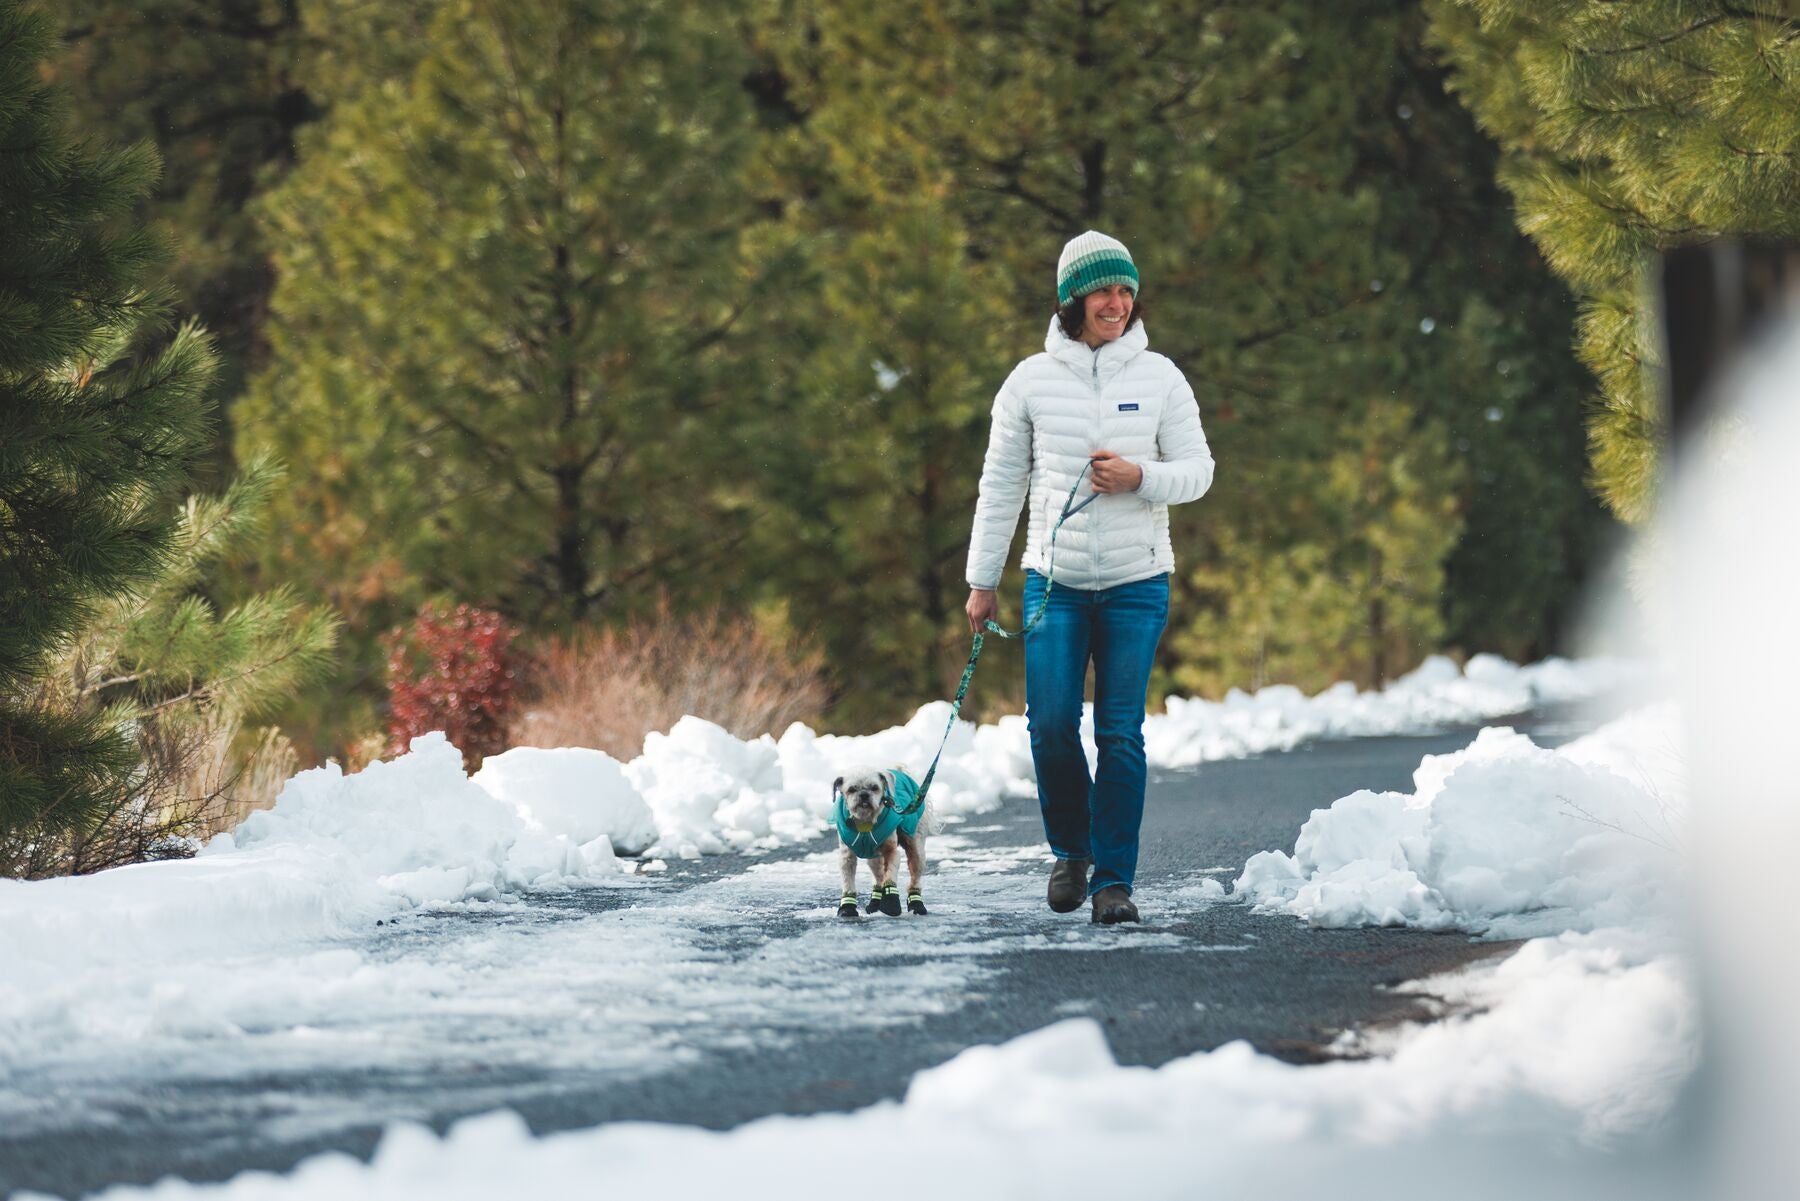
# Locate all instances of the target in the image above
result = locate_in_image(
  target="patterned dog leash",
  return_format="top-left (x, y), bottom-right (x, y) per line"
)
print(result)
top-left (912, 460), bottom-right (1097, 808)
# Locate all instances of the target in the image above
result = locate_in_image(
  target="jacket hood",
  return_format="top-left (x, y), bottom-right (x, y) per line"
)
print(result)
top-left (1044, 314), bottom-right (1149, 382)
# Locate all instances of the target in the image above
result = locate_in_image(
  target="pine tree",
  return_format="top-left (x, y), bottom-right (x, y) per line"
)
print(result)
top-left (45, 2), bottom-right (447, 482)
top-left (8, 458), bottom-right (339, 876)
top-left (45, 1), bottom-right (322, 480)
top-left (746, 200), bottom-right (1020, 724)
top-left (236, 0), bottom-right (787, 749)
top-left (0, 0), bottom-right (216, 840)
top-left (1426, 0), bottom-right (1800, 522)
top-left (763, 0), bottom-right (1605, 700)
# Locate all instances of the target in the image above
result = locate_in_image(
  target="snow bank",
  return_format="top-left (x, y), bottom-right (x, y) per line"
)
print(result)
top-left (0, 733), bottom-right (634, 996)
top-left (1237, 704), bottom-right (1682, 938)
top-left (0, 845), bottom-right (390, 985)
top-left (1146, 652), bottom-right (1640, 767)
top-left (173, 652), bottom-right (1637, 884)
top-left (622, 715), bottom-right (805, 857)
top-left (0, 654), bottom-right (1640, 1049)
top-left (0, 734), bottom-right (521, 980)
top-left (226, 732), bottom-right (628, 904)
top-left (581, 652), bottom-right (1641, 859)
top-left (606, 701), bottom-right (1028, 858)
top-left (473, 744), bottom-right (659, 855)
top-left (0, 734), bottom-right (655, 1084)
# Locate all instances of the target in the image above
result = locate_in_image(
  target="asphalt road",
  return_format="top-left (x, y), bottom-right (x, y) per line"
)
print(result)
top-left (0, 710), bottom-right (1596, 1199)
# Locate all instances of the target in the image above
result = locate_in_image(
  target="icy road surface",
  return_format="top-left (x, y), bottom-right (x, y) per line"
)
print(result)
top-left (0, 716), bottom-right (1600, 1199)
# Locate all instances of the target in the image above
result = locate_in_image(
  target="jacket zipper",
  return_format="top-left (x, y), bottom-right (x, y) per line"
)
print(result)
top-left (1091, 348), bottom-right (1104, 576)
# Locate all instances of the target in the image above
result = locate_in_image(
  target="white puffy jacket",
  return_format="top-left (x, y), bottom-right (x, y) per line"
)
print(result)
top-left (966, 316), bottom-right (1214, 592)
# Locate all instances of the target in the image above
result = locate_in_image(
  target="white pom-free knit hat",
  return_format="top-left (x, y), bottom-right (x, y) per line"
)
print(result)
top-left (1056, 230), bottom-right (1139, 307)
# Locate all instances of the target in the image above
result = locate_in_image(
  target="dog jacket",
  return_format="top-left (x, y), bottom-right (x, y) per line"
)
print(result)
top-left (833, 769), bottom-right (923, 859)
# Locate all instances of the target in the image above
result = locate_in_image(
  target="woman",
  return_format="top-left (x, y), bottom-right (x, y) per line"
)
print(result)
top-left (964, 230), bottom-right (1214, 924)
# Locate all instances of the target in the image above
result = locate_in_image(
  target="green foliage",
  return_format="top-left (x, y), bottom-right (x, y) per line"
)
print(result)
top-left (4, 457), bottom-right (338, 875)
top-left (10, 458), bottom-right (337, 876)
top-left (37, 0), bottom-right (1623, 752)
top-left (1426, 0), bottom-right (1800, 522)
top-left (0, 0), bottom-right (215, 839)
top-left (1170, 399), bottom-right (1461, 694)
top-left (65, 458), bottom-right (339, 720)
top-left (763, 0), bottom-right (1606, 703)
top-left (236, 0), bottom-right (785, 749)
top-left (47, 1), bottom-right (327, 479)
top-left (745, 201), bottom-right (1019, 725)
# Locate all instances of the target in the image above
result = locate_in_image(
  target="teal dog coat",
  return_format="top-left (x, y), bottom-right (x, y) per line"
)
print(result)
top-left (833, 769), bottom-right (924, 859)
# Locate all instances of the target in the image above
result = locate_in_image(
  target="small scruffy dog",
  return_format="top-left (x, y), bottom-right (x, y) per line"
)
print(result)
top-left (832, 766), bottom-right (932, 919)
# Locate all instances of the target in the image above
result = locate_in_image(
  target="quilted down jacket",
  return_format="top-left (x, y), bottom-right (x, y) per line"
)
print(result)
top-left (965, 316), bottom-right (1214, 592)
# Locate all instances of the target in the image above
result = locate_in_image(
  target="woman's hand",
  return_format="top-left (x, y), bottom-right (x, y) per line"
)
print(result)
top-left (966, 587), bottom-right (998, 634)
top-left (1089, 450), bottom-right (1143, 494)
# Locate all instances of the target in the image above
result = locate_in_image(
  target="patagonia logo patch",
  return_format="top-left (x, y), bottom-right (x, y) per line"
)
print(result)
top-left (1118, 403), bottom-right (1140, 411)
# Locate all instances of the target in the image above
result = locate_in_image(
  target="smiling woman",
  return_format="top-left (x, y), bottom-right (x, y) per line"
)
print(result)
top-left (963, 230), bottom-right (1215, 928)
top-left (1056, 283), bottom-right (1146, 345)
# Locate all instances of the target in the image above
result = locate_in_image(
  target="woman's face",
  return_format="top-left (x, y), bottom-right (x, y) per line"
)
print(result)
top-left (1080, 284), bottom-right (1135, 344)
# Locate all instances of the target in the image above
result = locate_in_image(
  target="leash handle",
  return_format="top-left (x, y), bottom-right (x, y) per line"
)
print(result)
top-left (983, 459), bottom-right (1093, 641)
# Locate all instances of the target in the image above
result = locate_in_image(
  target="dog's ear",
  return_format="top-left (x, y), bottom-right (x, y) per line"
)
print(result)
top-left (832, 776), bottom-right (843, 795)
top-left (879, 769), bottom-right (895, 797)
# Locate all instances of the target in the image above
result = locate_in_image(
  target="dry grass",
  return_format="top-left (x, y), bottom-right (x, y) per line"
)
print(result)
top-left (512, 605), bottom-right (830, 760)
top-left (0, 714), bottom-right (298, 879)
top-left (193, 723), bottom-right (299, 835)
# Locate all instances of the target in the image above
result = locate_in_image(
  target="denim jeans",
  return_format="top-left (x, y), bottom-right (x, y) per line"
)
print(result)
top-left (1022, 569), bottom-right (1169, 897)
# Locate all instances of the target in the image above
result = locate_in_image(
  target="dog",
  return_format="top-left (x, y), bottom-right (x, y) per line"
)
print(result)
top-left (831, 766), bottom-right (933, 919)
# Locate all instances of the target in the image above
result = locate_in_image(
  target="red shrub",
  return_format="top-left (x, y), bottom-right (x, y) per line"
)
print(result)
top-left (383, 603), bottom-right (524, 771)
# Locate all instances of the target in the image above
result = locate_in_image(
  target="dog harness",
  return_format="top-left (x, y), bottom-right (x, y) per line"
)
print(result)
top-left (833, 769), bottom-right (924, 859)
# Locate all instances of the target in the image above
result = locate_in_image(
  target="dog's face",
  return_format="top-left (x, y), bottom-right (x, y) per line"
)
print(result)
top-left (833, 768), bottom-right (893, 827)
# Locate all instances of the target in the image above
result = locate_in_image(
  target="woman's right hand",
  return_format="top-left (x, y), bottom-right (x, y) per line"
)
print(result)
top-left (965, 587), bottom-right (998, 634)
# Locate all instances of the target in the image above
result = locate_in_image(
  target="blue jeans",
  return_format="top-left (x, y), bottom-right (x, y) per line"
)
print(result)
top-left (1022, 569), bottom-right (1169, 897)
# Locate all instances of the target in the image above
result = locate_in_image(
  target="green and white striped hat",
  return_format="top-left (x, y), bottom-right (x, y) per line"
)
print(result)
top-left (1056, 230), bottom-right (1139, 307)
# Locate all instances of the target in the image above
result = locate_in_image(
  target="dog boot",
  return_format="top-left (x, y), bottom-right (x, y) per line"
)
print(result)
top-left (878, 883), bottom-right (903, 916)
top-left (864, 885), bottom-right (886, 914)
top-left (907, 888), bottom-right (928, 916)
top-left (837, 893), bottom-right (860, 919)
top-left (1090, 885), bottom-right (1140, 925)
top-left (1048, 857), bottom-right (1090, 913)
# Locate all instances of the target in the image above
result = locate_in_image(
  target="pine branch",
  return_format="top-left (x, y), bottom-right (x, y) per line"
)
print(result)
top-left (969, 151), bottom-right (1078, 226)
top-left (1580, 13), bottom-right (1740, 58)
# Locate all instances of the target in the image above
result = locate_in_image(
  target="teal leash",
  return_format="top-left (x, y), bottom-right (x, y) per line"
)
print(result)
top-left (911, 462), bottom-right (1096, 810)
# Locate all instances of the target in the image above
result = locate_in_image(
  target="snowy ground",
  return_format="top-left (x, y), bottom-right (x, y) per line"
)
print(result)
top-left (0, 655), bottom-right (1691, 1199)
top-left (1, 835), bottom-right (1145, 1148)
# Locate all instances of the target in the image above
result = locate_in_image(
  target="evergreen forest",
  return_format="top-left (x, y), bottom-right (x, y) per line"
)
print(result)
top-left (7, 0), bottom-right (1797, 874)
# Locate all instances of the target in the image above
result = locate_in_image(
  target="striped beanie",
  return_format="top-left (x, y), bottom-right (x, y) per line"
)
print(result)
top-left (1056, 230), bottom-right (1139, 307)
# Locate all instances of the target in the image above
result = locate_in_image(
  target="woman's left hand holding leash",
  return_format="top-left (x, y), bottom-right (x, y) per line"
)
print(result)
top-left (1089, 450), bottom-right (1143, 494)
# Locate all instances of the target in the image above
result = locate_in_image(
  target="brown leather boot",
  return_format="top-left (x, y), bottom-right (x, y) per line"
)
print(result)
top-left (1047, 857), bottom-right (1090, 913)
top-left (1090, 885), bottom-right (1139, 925)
